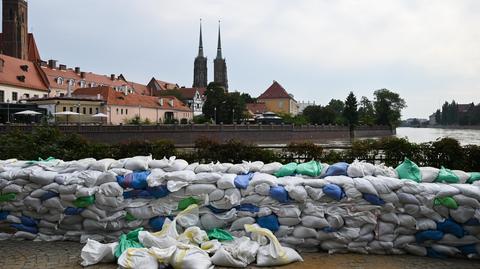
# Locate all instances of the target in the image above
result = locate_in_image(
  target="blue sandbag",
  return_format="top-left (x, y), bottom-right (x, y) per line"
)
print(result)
top-left (324, 162), bottom-right (349, 177)
top-left (40, 191), bottom-right (59, 201)
top-left (20, 216), bottom-right (38, 227)
top-left (415, 230), bottom-right (444, 243)
top-left (269, 186), bottom-right (289, 203)
top-left (236, 204), bottom-right (260, 213)
top-left (64, 207), bottom-right (84, 215)
top-left (10, 223), bottom-right (38, 234)
top-left (322, 227), bottom-right (337, 233)
top-left (464, 218), bottom-right (480, 226)
top-left (426, 247), bottom-right (446, 259)
top-left (234, 173), bottom-right (254, 189)
top-left (207, 205), bottom-right (229, 214)
top-left (117, 171), bottom-right (151, 190)
top-left (123, 190), bottom-right (152, 199)
top-left (362, 193), bottom-right (385, 206)
top-left (149, 216), bottom-right (167, 232)
top-left (257, 215), bottom-right (279, 232)
top-left (437, 218), bottom-right (464, 238)
top-left (0, 211), bottom-right (9, 221)
top-left (323, 184), bottom-right (345, 201)
top-left (146, 185), bottom-right (170, 199)
top-left (459, 244), bottom-right (478, 255)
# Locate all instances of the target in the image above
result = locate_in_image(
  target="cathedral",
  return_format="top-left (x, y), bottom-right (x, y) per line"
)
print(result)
top-left (193, 21), bottom-right (228, 91)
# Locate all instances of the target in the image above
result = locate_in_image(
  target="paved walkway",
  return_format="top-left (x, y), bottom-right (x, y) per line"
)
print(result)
top-left (0, 240), bottom-right (478, 269)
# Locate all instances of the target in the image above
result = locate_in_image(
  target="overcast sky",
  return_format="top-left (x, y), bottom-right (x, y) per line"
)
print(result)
top-left (18, 0), bottom-right (480, 118)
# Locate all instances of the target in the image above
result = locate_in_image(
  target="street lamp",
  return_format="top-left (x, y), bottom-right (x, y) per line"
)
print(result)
top-left (214, 107), bottom-right (217, 124)
top-left (6, 99), bottom-right (10, 124)
top-left (232, 107), bottom-right (235, 124)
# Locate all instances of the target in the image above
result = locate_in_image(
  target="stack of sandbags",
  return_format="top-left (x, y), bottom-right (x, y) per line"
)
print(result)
top-left (0, 156), bottom-right (480, 262)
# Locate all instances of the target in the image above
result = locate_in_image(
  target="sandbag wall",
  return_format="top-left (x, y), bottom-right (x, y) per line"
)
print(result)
top-left (0, 157), bottom-right (480, 259)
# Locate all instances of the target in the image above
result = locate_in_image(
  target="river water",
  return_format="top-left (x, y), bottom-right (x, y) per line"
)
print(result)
top-left (396, 127), bottom-right (480, 145)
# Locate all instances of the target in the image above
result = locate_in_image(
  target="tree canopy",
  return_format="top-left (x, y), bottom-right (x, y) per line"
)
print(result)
top-left (373, 89), bottom-right (406, 128)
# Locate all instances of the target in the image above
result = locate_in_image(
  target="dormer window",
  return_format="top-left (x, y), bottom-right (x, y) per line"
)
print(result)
top-left (68, 79), bottom-right (75, 86)
top-left (17, 75), bottom-right (26, 82)
top-left (20, 65), bottom-right (29, 72)
top-left (90, 82), bottom-right (96, 87)
top-left (57, 77), bottom-right (64, 85)
top-left (79, 80), bottom-right (86, 88)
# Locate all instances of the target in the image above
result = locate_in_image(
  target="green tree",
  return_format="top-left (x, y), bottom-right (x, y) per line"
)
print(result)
top-left (278, 112), bottom-right (308, 125)
top-left (327, 99), bottom-right (345, 124)
top-left (373, 89), bottom-right (406, 128)
top-left (434, 109), bottom-right (441, 125)
top-left (202, 83), bottom-right (246, 124)
top-left (343, 92), bottom-right (359, 131)
top-left (358, 96), bottom-right (375, 125)
top-left (303, 105), bottom-right (336, 125)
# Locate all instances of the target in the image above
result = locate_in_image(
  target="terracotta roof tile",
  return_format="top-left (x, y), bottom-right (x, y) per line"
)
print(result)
top-left (0, 53), bottom-right (49, 92)
top-left (246, 103), bottom-right (268, 114)
top-left (258, 81), bottom-right (293, 100)
top-left (73, 86), bottom-right (191, 111)
top-left (177, 87), bottom-right (206, 100)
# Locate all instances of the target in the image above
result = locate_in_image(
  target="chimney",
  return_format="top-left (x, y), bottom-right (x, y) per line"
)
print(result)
top-left (75, 67), bottom-right (81, 74)
top-left (80, 71), bottom-right (86, 78)
top-left (48, 59), bottom-right (57, 69)
top-left (39, 61), bottom-right (47, 67)
top-left (59, 64), bottom-right (67, 71)
top-left (110, 74), bottom-right (115, 81)
top-left (0, 59), bottom-right (4, 72)
top-left (97, 93), bottom-right (101, 100)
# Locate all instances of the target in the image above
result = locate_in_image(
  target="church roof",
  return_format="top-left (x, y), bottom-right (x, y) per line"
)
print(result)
top-left (258, 81), bottom-right (294, 100)
top-left (0, 53), bottom-right (49, 92)
top-left (178, 87), bottom-right (206, 100)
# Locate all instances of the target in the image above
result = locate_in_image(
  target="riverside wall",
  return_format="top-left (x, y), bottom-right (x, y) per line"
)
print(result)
top-left (0, 124), bottom-right (394, 145)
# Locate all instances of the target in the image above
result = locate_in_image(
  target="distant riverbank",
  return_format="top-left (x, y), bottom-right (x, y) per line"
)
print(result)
top-left (429, 125), bottom-right (480, 130)
top-left (396, 127), bottom-right (480, 145)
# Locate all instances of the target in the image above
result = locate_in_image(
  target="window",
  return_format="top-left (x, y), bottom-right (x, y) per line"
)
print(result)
top-left (12, 92), bottom-right (18, 101)
top-left (121, 109), bottom-right (123, 115)
top-left (60, 93), bottom-right (65, 97)
top-left (24, 93), bottom-right (29, 99)
top-left (43, 94), bottom-right (47, 98)
top-left (69, 79), bottom-right (75, 86)
top-left (83, 107), bottom-right (86, 114)
top-left (278, 101), bottom-right (284, 108)
top-left (116, 108), bottom-right (119, 115)
top-left (95, 108), bottom-right (99, 114)
top-left (57, 77), bottom-right (64, 85)
top-left (70, 107), bottom-right (73, 112)
top-left (63, 107), bottom-right (66, 112)
top-left (33, 94), bottom-right (39, 98)
top-left (79, 80), bottom-right (86, 88)
top-left (76, 107), bottom-right (80, 113)
top-left (0, 90), bottom-right (4, 103)
top-left (89, 108), bottom-right (93, 114)
top-left (126, 109), bottom-right (128, 115)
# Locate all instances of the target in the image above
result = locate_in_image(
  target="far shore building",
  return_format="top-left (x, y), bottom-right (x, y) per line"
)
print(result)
top-left (73, 86), bottom-right (192, 125)
top-left (257, 81), bottom-right (299, 115)
top-left (246, 102), bottom-right (268, 119)
top-left (177, 87), bottom-right (206, 116)
top-left (298, 100), bottom-right (316, 114)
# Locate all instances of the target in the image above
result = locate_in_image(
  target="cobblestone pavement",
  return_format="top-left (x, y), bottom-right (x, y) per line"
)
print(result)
top-left (0, 240), bottom-right (478, 269)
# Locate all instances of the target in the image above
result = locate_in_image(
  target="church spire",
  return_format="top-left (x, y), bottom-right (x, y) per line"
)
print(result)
top-left (216, 20), bottom-right (223, 59)
top-left (198, 19), bottom-right (204, 57)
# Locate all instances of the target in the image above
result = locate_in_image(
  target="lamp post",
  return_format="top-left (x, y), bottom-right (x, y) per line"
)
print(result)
top-left (6, 99), bottom-right (10, 124)
top-left (232, 107), bottom-right (235, 124)
top-left (214, 107), bottom-right (217, 124)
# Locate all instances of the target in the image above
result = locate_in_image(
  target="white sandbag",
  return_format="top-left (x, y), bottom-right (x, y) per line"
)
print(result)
top-left (162, 157), bottom-right (189, 172)
top-left (431, 244), bottom-right (461, 257)
top-left (117, 248), bottom-right (158, 269)
top-left (301, 215), bottom-right (330, 229)
top-left (164, 170), bottom-right (196, 182)
top-left (89, 159), bottom-right (115, 172)
top-left (245, 224), bottom-right (303, 266)
top-left (217, 174), bottom-right (237, 189)
top-left (30, 170), bottom-right (58, 186)
top-left (146, 168), bottom-right (166, 187)
top-left (210, 188), bottom-right (241, 209)
top-left (200, 208), bottom-right (237, 231)
top-left (453, 170), bottom-right (471, 184)
top-left (211, 236), bottom-right (260, 268)
top-left (200, 240), bottom-right (221, 254)
top-left (209, 189), bottom-right (225, 201)
top-left (80, 239), bottom-right (118, 266)
top-left (373, 164), bottom-right (398, 178)
top-left (354, 177), bottom-right (378, 196)
top-left (178, 226), bottom-right (209, 245)
top-left (148, 157), bottom-right (170, 169)
top-left (98, 182), bottom-right (123, 197)
top-left (185, 184), bottom-right (217, 196)
top-left (230, 217), bottom-right (256, 231)
top-left (194, 172), bottom-right (222, 184)
top-left (171, 244), bottom-right (212, 269)
top-left (194, 162), bottom-right (214, 173)
top-left (260, 162), bottom-right (282, 174)
top-left (419, 167), bottom-right (439, 183)
top-left (285, 185), bottom-right (308, 202)
top-left (347, 160), bottom-right (375, 178)
top-left (450, 206), bottom-right (475, 223)
top-left (227, 163), bottom-right (250, 175)
top-left (124, 156), bottom-right (152, 171)
top-left (250, 173), bottom-right (278, 187)
top-left (96, 171), bottom-right (118, 186)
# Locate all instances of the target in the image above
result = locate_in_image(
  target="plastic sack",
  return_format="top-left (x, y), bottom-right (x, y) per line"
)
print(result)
top-left (436, 166), bottom-right (459, 183)
top-left (362, 193), bottom-right (385, 206)
top-left (245, 224), bottom-right (303, 266)
top-left (72, 195), bottom-right (95, 208)
top-left (207, 228), bottom-right (234, 241)
top-left (117, 248), bottom-right (158, 269)
top-left (434, 196), bottom-right (459, 209)
top-left (171, 244), bottom-right (212, 269)
top-left (234, 173), bottom-right (254, 189)
top-left (269, 186), bottom-right (289, 203)
top-left (178, 197), bottom-right (199, 211)
top-left (80, 239), bottom-right (118, 266)
top-left (295, 160), bottom-right (322, 177)
top-left (114, 228), bottom-right (144, 258)
top-left (324, 162), bottom-right (349, 177)
top-left (257, 215), bottom-right (280, 232)
top-left (0, 193), bottom-right (16, 202)
top-left (178, 227), bottom-right (209, 245)
top-left (149, 216), bottom-right (167, 232)
top-left (467, 172), bottom-right (480, 184)
top-left (274, 163), bottom-right (298, 178)
top-left (117, 171), bottom-right (151, 190)
top-left (415, 230), bottom-right (444, 243)
top-left (396, 158), bottom-right (421, 182)
top-left (323, 184), bottom-right (345, 201)
top-left (437, 218), bottom-right (464, 238)
top-left (211, 236), bottom-right (260, 268)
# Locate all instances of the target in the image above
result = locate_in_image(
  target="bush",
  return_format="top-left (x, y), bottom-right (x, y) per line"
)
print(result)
top-left (283, 142), bottom-right (323, 162)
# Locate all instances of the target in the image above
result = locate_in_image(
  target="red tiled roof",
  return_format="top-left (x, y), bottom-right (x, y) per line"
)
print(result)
top-left (246, 103), bottom-right (268, 114)
top-left (258, 81), bottom-right (293, 100)
top-left (178, 87), bottom-right (206, 100)
top-left (73, 86), bottom-right (191, 111)
top-left (155, 79), bottom-right (179, 91)
top-left (0, 53), bottom-right (49, 91)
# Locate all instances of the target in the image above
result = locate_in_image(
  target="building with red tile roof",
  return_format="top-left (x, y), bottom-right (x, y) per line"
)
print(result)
top-left (177, 87), bottom-right (206, 116)
top-left (246, 102), bottom-right (268, 117)
top-left (73, 86), bottom-right (192, 124)
top-left (257, 81), bottom-right (298, 115)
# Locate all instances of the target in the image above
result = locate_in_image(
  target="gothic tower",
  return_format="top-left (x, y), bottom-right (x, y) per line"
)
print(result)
top-left (193, 19), bottom-right (208, 88)
top-left (2, 0), bottom-right (28, 60)
top-left (214, 21), bottom-right (228, 91)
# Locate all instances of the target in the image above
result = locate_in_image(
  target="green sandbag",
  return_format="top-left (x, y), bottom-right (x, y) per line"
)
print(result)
top-left (125, 212), bottom-right (136, 222)
top-left (296, 160), bottom-right (322, 177)
top-left (395, 158), bottom-right (421, 182)
top-left (207, 228), bottom-right (234, 241)
top-left (467, 172), bottom-right (480, 184)
top-left (72, 195), bottom-right (95, 208)
top-left (114, 228), bottom-right (144, 258)
top-left (436, 166), bottom-right (459, 183)
top-left (274, 162), bottom-right (298, 177)
top-left (434, 196), bottom-right (458, 209)
top-left (0, 193), bottom-right (16, 202)
top-left (178, 197), bottom-right (199, 211)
